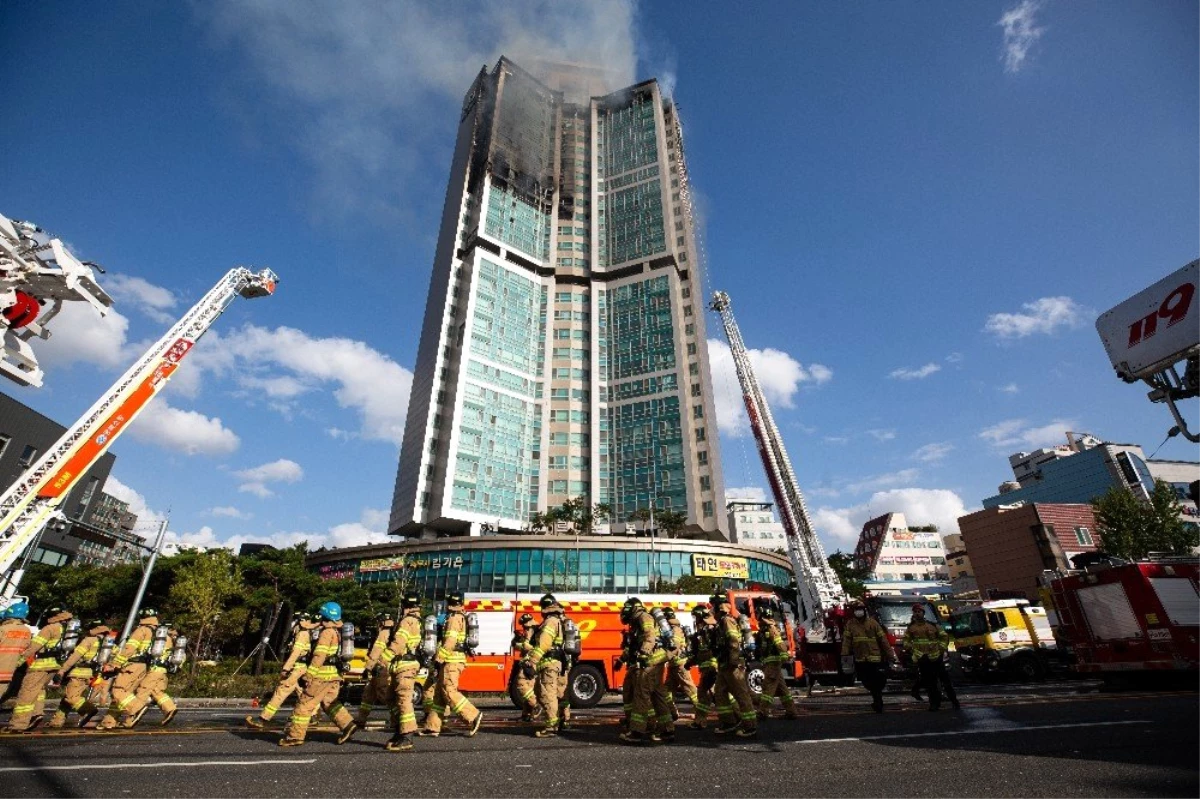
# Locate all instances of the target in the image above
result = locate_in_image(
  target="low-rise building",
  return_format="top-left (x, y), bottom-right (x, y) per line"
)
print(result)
top-left (726, 501), bottom-right (788, 551)
top-left (853, 511), bottom-right (949, 582)
top-left (942, 532), bottom-right (979, 599)
top-left (957, 502), bottom-right (1099, 602)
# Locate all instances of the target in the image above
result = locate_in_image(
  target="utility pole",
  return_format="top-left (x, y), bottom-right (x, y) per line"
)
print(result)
top-left (119, 517), bottom-right (167, 644)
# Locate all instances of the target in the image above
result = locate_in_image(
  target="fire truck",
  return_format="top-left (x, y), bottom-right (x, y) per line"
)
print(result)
top-left (428, 589), bottom-right (800, 707)
top-left (1049, 558), bottom-right (1199, 680)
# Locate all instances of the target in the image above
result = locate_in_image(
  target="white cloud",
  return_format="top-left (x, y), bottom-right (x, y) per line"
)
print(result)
top-left (725, 486), bottom-right (768, 505)
top-left (912, 442), bottom-right (955, 463)
top-left (233, 458), bottom-right (304, 498)
top-left (103, 475), bottom-right (167, 531)
top-left (945, 352), bottom-right (964, 364)
top-left (167, 508), bottom-right (391, 552)
top-left (208, 506), bottom-right (253, 520)
top-left (999, 382), bottom-right (1020, 394)
top-left (984, 296), bottom-right (1087, 340)
top-left (105, 274), bottom-right (177, 324)
top-left (889, 363), bottom-right (941, 380)
top-left (128, 399), bottom-right (240, 456)
top-left (866, 429), bottom-right (896, 442)
top-left (814, 488), bottom-right (972, 551)
top-left (845, 469), bottom-right (920, 495)
top-left (173, 325), bottom-right (413, 446)
top-left (35, 301), bottom-right (131, 371)
top-left (198, 2), bottom-right (637, 223)
top-left (707, 338), bottom-right (831, 437)
top-left (998, 0), bottom-right (1047, 74)
top-left (979, 417), bottom-right (1077, 450)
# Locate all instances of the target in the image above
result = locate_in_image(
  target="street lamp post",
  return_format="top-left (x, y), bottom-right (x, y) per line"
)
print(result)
top-left (118, 517), bottom-right (167, 645)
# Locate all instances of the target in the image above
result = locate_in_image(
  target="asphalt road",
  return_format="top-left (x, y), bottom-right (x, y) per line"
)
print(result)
top-left (0, 682), bottom-right (1195, 798)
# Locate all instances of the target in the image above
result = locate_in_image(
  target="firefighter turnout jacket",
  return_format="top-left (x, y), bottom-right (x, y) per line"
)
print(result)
top-left (904, 620), bottom-right (948, 660)
top-left (841, 616), bottom-right (891, 663)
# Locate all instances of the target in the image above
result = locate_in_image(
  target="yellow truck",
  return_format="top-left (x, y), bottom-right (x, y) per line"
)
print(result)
top-left (949, 599), bottom-right (1060, 680)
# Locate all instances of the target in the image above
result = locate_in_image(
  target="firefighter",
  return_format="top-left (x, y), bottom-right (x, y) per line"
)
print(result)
top-left (617, 620), bottom-right (636, 730)
top-left (4, 605), bottom-right (73, 733)
top-left (385, 592), bottom-right (424, 752)
top-left (685, 604), bottom-right (720, 729)
top-left (617, 597), bottom-right (674, 745)
top-left (246, 612), bottom-right (317, 729)
top-left (0, 602), bottom-right (32, 707)
top-left (709, 594), bottom-right (757, 737)
top-left (510, 612), bottom-right (539, 721)
top-left (904, 603), bottom-right (958, 711)
top-left (97, 607), bottom-right (159, 730)
top-left (418, 592), bottom-right (482, 738)
top-left (520, 593), bottom-right (566, 738)
top-left (755, 603), bottom-right (798, 720)
top-left (120, 625), bottom-right (179, 728)
top-left (48, 619), bottom-right (108, 729)
top-left (661, 607), bottom-right (698, 721)
top-left (841, 599), bottom-right (895, 713)
top-left (279, 602), bottom-right (358, 747)
top-left (355, 612), bottom-right (397, 728)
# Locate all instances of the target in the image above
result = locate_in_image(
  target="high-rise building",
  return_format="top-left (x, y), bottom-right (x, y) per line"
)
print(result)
top-left (727, 501), bottom-right (788, 551)
top-left (389, 57), bottom-right (726, 540)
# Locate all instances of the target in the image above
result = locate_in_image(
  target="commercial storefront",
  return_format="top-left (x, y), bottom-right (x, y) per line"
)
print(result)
top-left (306, 534), bottom-right (794, 598)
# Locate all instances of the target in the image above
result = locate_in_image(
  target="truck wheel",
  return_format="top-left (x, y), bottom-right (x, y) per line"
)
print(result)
top-left (567, 664), bottom-right (605, 708)
top-left (746, 661), bottom-right (766, 696)
top-left (1012, 653), bottom-right (1041, 682)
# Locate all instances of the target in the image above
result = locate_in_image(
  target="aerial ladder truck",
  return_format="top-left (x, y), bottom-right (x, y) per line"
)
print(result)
top-left (710, 290), bottom-right (850, 678)
top-left (0, 210), bottom-right (278, 598)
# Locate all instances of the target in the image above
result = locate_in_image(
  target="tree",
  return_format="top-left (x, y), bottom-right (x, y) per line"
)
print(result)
top-left (827, 551), bottom-right (869, 599)
top-left (167, 549), bottom-right (244, 673)
top-left (656, 509), bottom-right (688, 539)
top-left (1093, 480), bottom-right (1198, 560)
top-left (555, 496), bottom-right (611, 537)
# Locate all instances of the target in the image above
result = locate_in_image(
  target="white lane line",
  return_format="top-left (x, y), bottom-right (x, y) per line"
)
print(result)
top-left (787, 719), bottom-right (1150, 745)
top-left (0, 759), bottom-right (316, 773)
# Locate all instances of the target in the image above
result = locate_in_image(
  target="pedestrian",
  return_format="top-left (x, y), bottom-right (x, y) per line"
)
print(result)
top-left (904, 604), bottom-right (959, 711)
top-left (661, 607), bottom-right (698, 721)
top-left (279, 602), bottom-right (357, 747)
top-left (510, 612), bottom-right (539, 721)
top-left (523, 593), bottom-right (566, 738)
top-left (246, 612), bottom-right (317, 729)
top-left (685, 604), bottom-right (718, 729)
top-left (97, 608), bottom-right (160, 730)
top-left (385, 592), bottom-right (424, 752)
top-left (4, 605), bottom-right (73, 733)
top-left (0, 602), bottom-right (32, 708)
top-left (48, 618), bottom-right (108, 729)
top-left (755, 602), bottom-right (798, 720)
top-left (355, 612), bottom-right (397, 729)
top-left (708, 594), bottom-right (757, 738)
top-left (617, 597), bottom-right (674, 745)
top-left (418, 592), bottom-right (482, 738)
top-left (841, 599), bottom-right (895, 713)
top-left (119, 624), bottom-right (180, 728)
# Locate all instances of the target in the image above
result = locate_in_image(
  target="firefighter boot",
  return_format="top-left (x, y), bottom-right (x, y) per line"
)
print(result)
top-left (386, 732), bottom-right (414, 752)
top-left (160, 708), bottom-right (178, 726)
top-left (618, 730), bottom-right (648, 745)
top-left (336, 721), bottom-right (359, 745)
top-left (245, 715), bottom-right (267, 730)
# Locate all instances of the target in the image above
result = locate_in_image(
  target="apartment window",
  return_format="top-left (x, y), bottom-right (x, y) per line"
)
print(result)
top-left (695, 427), bottom-right (706, 442)
top-left (689, 363), bottom-right (699, 376)
top-left (685, 323), bottom-right (695, 336)
top-left (0, 434), bottom-right (9, 460)
top-left (17, 445), bottom-right (38, 468)
top-left (692, 405), bottom-right (704, 419)
top-left (686, 343), bottom-right (697, 356)
top-left (681, 286), bottom-right (690, 299)
top-left (702, 500), bottom-right (714, 518)
top-left (690, 383), bottom-right (701, 397)
top-left (699, 475), bottom-right (711, 492)
top-left (1074, 526), bottom-right (1094, 546)
top-left (697, 451), bottom-right (708, 466)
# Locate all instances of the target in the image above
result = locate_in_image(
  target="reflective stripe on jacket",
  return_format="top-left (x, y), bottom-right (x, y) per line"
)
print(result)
top-left (759, 620), bottom-right (789, 665)
top-left (307, 623), bottom-right (342, 681)
top-left (528, 614), bottom-right (563, 670)
top-left (841, 617), bottom-right (889, 663)
top-left (904, 620), bottom-right (946, 659)
top-left (0, 619), bottom-right (31, 681)
top-left (111, 623), bottom-right (154, 669)
top-left (436, 612), bottom-right (467, 664)
top-left (25, 622), bottom-right (64, 671)
top-left (389, 614), bottom-right (422, 667)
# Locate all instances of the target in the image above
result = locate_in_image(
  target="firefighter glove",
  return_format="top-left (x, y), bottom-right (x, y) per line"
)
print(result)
top-left (521, 660), bottom-right (535, 680)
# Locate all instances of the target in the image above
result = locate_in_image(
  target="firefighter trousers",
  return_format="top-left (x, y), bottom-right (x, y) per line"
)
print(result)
top-left (692, 667), bottom-right (717, 727)
top-left (854, 660), bottom-right (886, 708)
top-left (535, 661), bottom-right (562, 731)
top-left (757, 662), bottom-right (797, 716)
top-left (357, 667), bottom-right (393, 723)
top-left (7, 669), bottom-right (54, 730)
top-left (99, 664), bottom-right (147, 728)
top-left (630, 661), bottom-right (673, 735)
top-left (665, 659), bottom-right (698, 718)
top-left (620, 666), bottom-right (635, 724)
top-left (423, 662), bottom-right (478, 733)
top-left (512, 664), bottom-right (537, 713)
top-left (388, 662), bottom-right (420, 735)
top-left (49, 676), bottom-right (97, 727)
top-left (260, 667), bottom-right (305, 721)
top-left (917, 656), bottom-right (956, 709)
top-left (283, 677), bottom-right (353, 743)
top-left (713, 662), bottom-right (757, 731)
top-left (122, 669), bottom-right (176, 724)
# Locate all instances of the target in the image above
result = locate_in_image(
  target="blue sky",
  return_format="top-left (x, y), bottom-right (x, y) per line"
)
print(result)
top-left (1, 1), bottom-right (1196, 554)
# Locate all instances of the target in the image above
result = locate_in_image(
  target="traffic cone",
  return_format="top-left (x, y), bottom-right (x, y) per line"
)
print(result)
top-left (251, 697), bottom-right (260, 708)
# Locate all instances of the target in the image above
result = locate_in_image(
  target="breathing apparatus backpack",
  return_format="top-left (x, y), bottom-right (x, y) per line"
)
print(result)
top-left (167, 635), bottom-right (188, 673)
top-left (562, 617), bottom-right (581, 660)
top-left (57, 619), bottom-right (81, 663)
top-left (649, 607), bottom-right (675, 652)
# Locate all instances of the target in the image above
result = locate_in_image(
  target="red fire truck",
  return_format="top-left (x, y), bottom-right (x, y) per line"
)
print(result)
top-left (1049, 558), bottom-right (1199, 679)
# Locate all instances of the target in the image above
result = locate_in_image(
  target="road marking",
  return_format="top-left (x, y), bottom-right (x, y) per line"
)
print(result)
top-left (960, 706), bottom-right (1022, 730)
top-left (0, 758), bottom-right (316, 773)
top-left (787, 719), bottom-right (1151, 745)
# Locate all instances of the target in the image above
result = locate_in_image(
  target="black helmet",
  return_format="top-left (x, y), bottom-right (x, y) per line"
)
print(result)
top-left (539, 593), bottom-right (559, 610)
top-left (758, 604), bottom-right (775, 620)
top-left (86, 619), bottom-right (108, 633)
top-left (661, 607), bottom-right (676, 619)
top-left (518, 613), bottom-right (534, 625)
top-left (690, 604), bottom-right (711, 619)
top-left (139, 607), bottom-right (158, 619)
top-left (446, 592), bottom-right (465, 608)
top-left (620, 597), bottom-right (643, 622)
top-left (401, 592), bottom-right (421, 610)
top-left (376, 611), bottom-right (395, 622)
